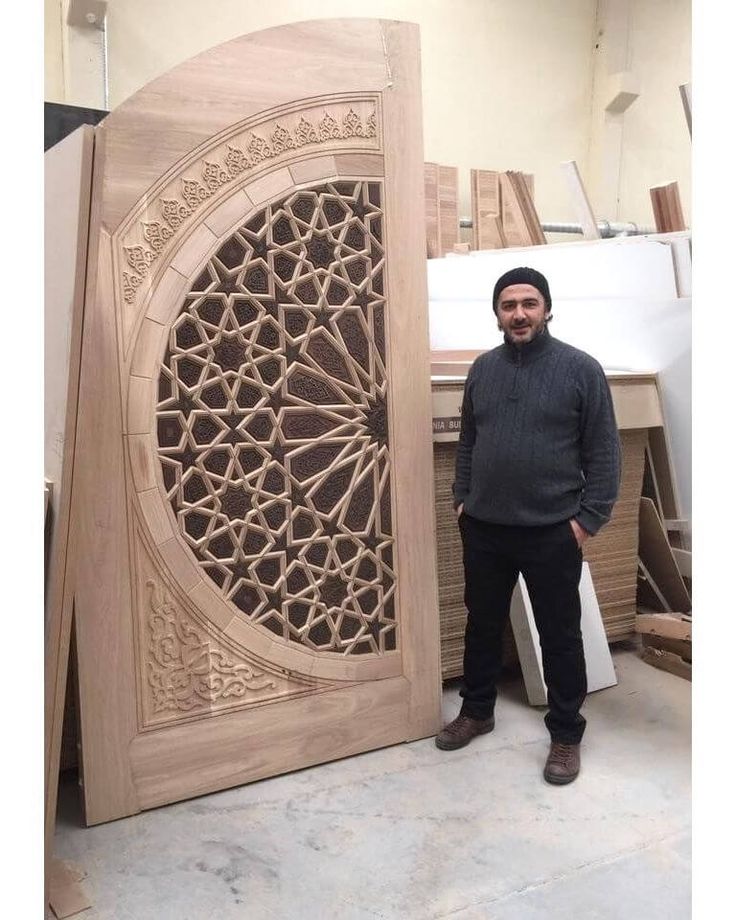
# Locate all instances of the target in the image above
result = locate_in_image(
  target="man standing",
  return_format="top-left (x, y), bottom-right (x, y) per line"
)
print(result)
top-left (436, 267), bottom-right (621, 785)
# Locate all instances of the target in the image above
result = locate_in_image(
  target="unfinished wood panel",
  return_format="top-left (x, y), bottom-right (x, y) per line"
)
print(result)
top-left (638, 497), bottom-right (691, 612)
top-left (470, 169), bottom-right (506, 251)
top-left (44, 125), bottom-right (94, 883)
top-left (609, 377), bottom-right (664, 429)
top-left (500, 171), bottom-right (545, 247)
top-left (561, 160), bottom-right (600, 240)
top-left (424, 162), bottom-right (440, 258)
top-left (635, 612), bottom-right (691, 641)
top-left (72, 19), bottom-right (440, 825)
top-left (381, 19), bottom-right (442, 737)
top-left (650, 182), bottom-right (687, 233)
top-left (48, 858), bottom-right (92, 919)
top-left (130, 677), bottom-right (409, 810)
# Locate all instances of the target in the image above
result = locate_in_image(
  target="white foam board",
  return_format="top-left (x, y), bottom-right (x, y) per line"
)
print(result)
top-left (509, 563), bottom-right (618, 707)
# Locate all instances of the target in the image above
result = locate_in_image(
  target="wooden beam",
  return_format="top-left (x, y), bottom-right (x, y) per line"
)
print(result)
top-left (635, 612), bottom-right (691, 641)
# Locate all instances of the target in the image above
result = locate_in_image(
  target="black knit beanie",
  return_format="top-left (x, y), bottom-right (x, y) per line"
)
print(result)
top-left (492, 267), bottom-right (552, 314)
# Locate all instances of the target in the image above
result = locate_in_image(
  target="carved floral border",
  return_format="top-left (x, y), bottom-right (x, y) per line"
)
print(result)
top-left (121, 103), bottom-right (379, 308)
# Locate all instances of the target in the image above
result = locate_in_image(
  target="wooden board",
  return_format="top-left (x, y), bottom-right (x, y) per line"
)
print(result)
top-left (438, 164), bottom-right (459, 256)
top-left (424, 162), bottom-right (440, 258)
top-left (470, 169), bottom-right (506, 251)
top-left (71, 19), bottom-right (441, 825)
top-left (638, 497), bottom-right (691, 612)
top-left (650, 182), bottom-right (687, 233)
top-left (641, 645), bottom-right (691, 681)
top-left (500, 170), bottom-right (545, 247)
top-left (44, 126), bottom-right (95, 877)
top-left (635, 612), bottom-right (691, 641)
top-left (48, 858), bottom-right (91, 919)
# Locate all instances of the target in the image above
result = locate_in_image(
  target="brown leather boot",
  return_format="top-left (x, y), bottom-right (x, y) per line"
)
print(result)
top-left (543, 742), bottom-right (581, 784)
top-left (435, 713), bottom-right (495, 750)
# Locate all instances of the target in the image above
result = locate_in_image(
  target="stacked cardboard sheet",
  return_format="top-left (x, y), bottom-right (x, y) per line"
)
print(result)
top-left (433, 443), bottom-right (516, 680)
top-left (433, 428), bottom-right (647, 681)
top-left (581, 429), bottom-right (648, 639)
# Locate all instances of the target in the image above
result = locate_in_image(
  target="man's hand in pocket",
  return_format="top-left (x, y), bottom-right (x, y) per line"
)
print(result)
top-left (570, 518), bottom-right (590, 547)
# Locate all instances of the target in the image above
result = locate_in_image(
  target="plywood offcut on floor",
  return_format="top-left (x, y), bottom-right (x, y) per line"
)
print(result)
top-left (53, 646), bottom-right (690, 920)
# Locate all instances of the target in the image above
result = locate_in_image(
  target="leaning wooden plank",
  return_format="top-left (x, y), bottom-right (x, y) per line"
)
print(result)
top-left (639, 497), bottom-right (691, 611)
top-left (637, 559), bottom-right (671, 612)
top-left (667, 182), bottom-right (687, 230)
top-left (470, 168), bottom-right (506, 250)
top-left (650, 182), bottom-right (687, 232)
top-left (641, 632), bottom-right (691, 661)
top-left (44, 126), bottom-right (95, 889)
top-left (424, 162), bottom-right (440, 258)
top-left (671, 547), bottom-right (691, 579)
top-left (500, 171), bottom-right (540, 247)
top-left (500, 172), bottom-right (528, 246)
top-left (438, 164), bottom-right (459, 256)
top-left (635, 612), bottom-right (691, 641)
top-left (512, 170), bottom-right (546, 244)
top-left (561, 160), bottom-right (601, 240)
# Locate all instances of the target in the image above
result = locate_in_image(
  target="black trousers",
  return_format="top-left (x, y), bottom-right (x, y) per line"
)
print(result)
top-left (458, 513), bottom-right (587, 744)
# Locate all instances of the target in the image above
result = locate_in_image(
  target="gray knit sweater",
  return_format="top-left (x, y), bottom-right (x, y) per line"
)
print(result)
top-left (453, 329), bottom-right (621, 535)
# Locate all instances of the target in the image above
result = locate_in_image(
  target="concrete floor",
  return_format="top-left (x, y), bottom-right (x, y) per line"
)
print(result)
top-left (54, 645), bottom-right (691, 920)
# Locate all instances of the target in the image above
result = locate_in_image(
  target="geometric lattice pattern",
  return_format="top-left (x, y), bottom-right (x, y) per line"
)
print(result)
top-left (156, 181), bottom-right (396, 655)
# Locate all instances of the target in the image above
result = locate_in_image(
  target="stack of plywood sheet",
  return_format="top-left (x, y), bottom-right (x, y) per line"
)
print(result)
top-left (425, 162), bottom-right (459, 257)
top-left (650, 182), bottom-right (687, 233)
top-left (500, 170), bottom-right (545, 247)
top-left (433, 427), bottom-right (648, 673)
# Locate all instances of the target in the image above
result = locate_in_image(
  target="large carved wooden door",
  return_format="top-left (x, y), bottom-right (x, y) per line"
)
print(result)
top-left (72, 20), bottom-right (440, 824)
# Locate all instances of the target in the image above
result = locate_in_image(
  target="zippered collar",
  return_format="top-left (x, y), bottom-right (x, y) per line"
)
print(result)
top-left (501, 325), bottom-right (554, 365)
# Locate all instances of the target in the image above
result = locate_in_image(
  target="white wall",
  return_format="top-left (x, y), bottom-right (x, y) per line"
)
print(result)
top-left (428, 237), bottom-right (692, 522)
top-left (45, 1), bottom-right (690, 227)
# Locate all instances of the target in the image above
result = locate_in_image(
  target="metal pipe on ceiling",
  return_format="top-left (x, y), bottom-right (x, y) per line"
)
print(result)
top-left (458, 217), bottom-right (656, 237)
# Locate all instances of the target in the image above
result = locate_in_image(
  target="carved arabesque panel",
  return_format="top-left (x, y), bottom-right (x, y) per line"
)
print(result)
top-left (133, 518), bottom-right (328, 729)
top-left (155, 180), bottom-right (396, 657)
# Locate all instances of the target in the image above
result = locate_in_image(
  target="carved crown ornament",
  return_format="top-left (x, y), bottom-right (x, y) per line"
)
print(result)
top-left (119, 101), bottom-right (380, 309)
